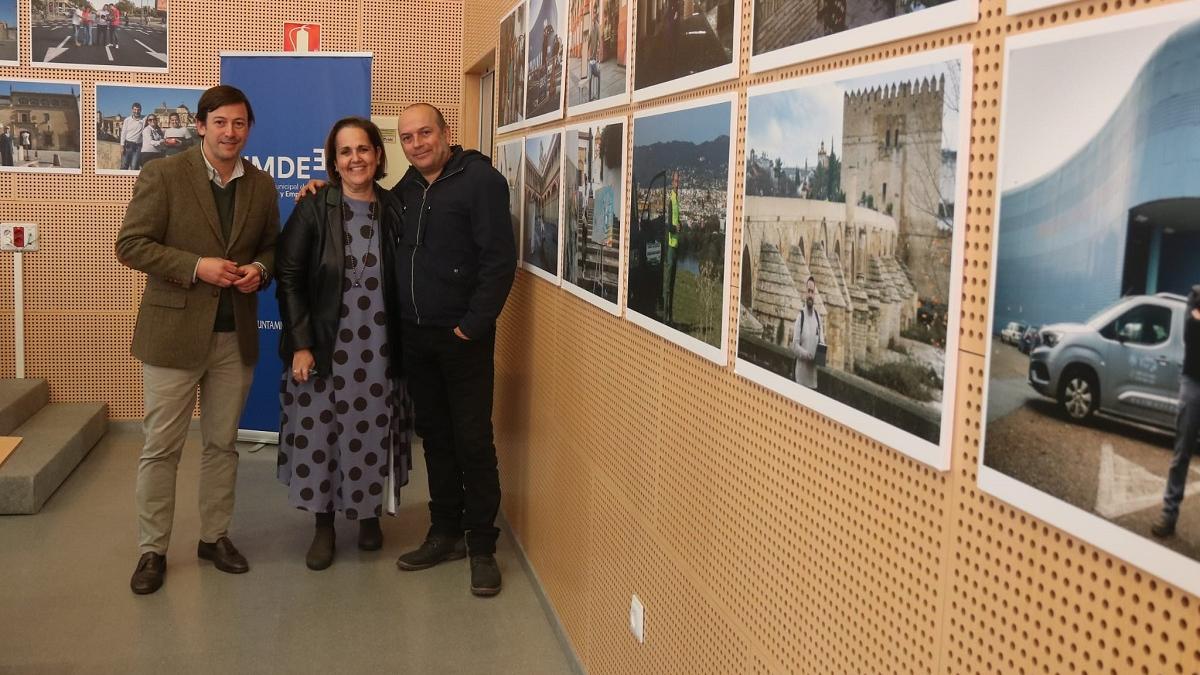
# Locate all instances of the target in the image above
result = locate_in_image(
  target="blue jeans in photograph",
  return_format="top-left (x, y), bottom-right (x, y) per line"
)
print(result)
top-left (120, 141), bottom-right (141, 170)
top-left (1162, 375), bottom-right (1200, 523)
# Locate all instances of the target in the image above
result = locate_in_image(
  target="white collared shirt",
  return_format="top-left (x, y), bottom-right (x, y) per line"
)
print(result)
top-left (200, 144), bottom-right (245, 188)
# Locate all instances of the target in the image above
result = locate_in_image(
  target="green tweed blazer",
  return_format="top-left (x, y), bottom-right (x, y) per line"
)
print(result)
top-left (115, 145), bottom-right (279, 369)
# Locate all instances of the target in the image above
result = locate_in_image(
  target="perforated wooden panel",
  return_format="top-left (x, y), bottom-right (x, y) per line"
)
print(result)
top-left (0, 1), bottom-right (464, 418)
top-left (478, 0), bottom-right (1200, 671)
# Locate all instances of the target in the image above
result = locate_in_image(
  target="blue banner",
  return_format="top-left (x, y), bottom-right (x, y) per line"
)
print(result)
top-left (221, 53), bottom-right (373, 440)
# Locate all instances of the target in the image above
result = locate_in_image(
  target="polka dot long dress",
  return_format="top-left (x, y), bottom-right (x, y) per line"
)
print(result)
top-left (277, 196), bottom-right (412, 519)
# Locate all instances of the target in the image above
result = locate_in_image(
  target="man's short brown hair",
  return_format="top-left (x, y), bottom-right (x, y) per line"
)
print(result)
top-left (196, 85), bottom-right (255, 126)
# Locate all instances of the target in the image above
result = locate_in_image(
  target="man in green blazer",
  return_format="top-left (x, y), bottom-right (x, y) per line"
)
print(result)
top-left (115, 85), bottom-right (279, 595)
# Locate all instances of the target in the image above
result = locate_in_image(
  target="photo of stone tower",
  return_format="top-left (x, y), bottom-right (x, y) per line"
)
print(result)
top-left (841, 74), bottom-right (955, 303)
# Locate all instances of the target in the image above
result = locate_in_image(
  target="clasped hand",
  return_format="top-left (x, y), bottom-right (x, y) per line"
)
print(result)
top-left (197, 257), bottom-right (262, 293)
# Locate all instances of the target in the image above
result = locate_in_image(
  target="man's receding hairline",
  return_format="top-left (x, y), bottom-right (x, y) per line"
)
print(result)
top-left (402, 102), bottom-right (447, 130)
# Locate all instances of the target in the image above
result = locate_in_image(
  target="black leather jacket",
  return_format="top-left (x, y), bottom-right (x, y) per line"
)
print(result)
top-left (276, 184), bottom-right (401, 376)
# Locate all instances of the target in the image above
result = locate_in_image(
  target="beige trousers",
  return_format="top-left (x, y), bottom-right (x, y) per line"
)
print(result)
top-left (136, 332), bottom-right (254, 554)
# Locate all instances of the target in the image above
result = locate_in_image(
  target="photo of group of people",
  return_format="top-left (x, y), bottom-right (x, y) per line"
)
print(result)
top-left (0, 0), bottom-right (17, 65)
top-left (628, 95), bottom-right (734, 364)
top-left (522, 130), bottom-right (563, 282)
top-left (980, 2), bottom-right (1200, 597)
top-left (565, 0), bottom-right (629, 113)
top-left (750, 0), bottom-right (975, 71)
top-left (0, 79), bottom-right (82, 173)
top-left (736, 48), bottom-right (969, 469)
top-left (562, 119), bottom-right (624, 312)
top-left (32, 0), bottom-right (167, 71)
top-left (95, 84), bottom-right (201, 174)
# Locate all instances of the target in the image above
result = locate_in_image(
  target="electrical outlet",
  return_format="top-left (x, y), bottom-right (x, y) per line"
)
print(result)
top-left (0, 223), bottom-right (38, 252)
top-left (629, 594), bottom-right (645, 644)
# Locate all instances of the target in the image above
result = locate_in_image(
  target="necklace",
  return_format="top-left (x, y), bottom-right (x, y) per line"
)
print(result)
top-left (343, 199), bottom-right (378, 288)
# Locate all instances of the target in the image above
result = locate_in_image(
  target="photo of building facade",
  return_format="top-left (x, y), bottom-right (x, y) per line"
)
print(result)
top-left (525, 0), bottom-right (565, 121)
top-left (496, 139), bottom-right (524, 260)
top-left (982, 11), bottom-right (1200, 574)
top-left (523, 131), bottom-right (562, 279)
top-left (0, 80), bottom-right (81, 171)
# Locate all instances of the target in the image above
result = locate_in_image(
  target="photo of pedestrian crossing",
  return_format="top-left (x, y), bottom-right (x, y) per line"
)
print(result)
top-left (32, 0), bottom-right (167, 72)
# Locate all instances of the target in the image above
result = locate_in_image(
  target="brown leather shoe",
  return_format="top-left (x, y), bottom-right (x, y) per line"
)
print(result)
top-left (197, 536), bottom-right (249, 574)
top-left (130, 552), bottom-right (166, 595)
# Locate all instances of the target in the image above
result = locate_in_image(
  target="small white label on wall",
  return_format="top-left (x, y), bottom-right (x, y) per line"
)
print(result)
top-left (630, 594), bottom-right (645, 644)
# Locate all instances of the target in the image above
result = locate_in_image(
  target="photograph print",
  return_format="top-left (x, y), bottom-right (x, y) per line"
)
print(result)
top-left (523, 130), bottom-right (563, 283)
top-left (32, 0), bottom-right (168, 72)
top-left (736, 47), bottom-right (970, 469)
top-left (498, 1), bottom-right (527, 132)
top-left (495, 138), bottom-right (524, 264)
top-left (525, 0), bottom-right (566, 126)
top-left (980, 0), bottom-right (1200, 597)
top-left (0, 0), bottom-right (16, 65)
top-left (0, 79), bottom-right (83, 174)
top-left (750, 0), bottom-right (975, 72)
top-left (565, 0), bottom-right (630, 114)
top-left (634, 0), bottom-right (740, 100)
top-left (562, 118), bottom-right (625, 313)
top-left (95, 84), bottom-right (203, 175)
top-left (628, 94), bottom-right (735, 365)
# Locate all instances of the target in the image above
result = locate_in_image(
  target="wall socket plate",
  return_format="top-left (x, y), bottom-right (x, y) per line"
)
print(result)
top-left (629, 594), bottom-right (645, 644)
top-left (0, 223), bottom-right (38, 251)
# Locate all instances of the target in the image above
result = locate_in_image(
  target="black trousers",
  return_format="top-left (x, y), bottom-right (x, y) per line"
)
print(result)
top-left (402, 322), bottom-right (501, 554)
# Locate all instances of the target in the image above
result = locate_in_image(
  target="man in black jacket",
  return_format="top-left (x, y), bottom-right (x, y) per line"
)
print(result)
top-left (391, 103), bottom-right (517, 596)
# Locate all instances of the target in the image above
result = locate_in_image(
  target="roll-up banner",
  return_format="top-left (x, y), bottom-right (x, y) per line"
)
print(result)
top-left (221, 52), bottom-right (373, 443)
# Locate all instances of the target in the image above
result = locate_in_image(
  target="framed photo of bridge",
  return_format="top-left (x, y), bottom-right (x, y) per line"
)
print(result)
top-left (562, 117), bottom-right (626, 315)
top-left (627, 93), bottom-right (735, 366)
top-left (735, 45), bottom-right (971, 470)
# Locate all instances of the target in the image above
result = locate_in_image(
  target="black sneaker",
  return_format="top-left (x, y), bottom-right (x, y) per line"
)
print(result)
top-left (1151, 517), bottom-right (1176, 538)
top-left (395, 534), bottom-right (466, 571)
top-left (470, 554), bottom-right (502, 597)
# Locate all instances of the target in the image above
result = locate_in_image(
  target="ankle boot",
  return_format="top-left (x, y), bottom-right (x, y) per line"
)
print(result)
top-left (358, 517), bottom-right (383, 551)
top-left (306, 512), bottom-right (335, 570)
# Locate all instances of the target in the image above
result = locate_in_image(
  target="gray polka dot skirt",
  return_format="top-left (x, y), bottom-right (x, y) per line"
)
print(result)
top-left (276, 197), bottom-right (412, 519)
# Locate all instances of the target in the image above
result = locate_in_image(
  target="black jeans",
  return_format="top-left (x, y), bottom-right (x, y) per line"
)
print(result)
top-left (402, 322), bottom-right (501, 554)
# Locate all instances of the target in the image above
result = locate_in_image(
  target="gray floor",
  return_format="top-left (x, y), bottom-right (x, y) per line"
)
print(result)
top-left (0, 423), bottom-right (576, 674)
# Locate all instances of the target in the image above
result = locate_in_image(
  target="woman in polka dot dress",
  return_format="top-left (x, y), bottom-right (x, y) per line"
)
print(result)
top-left (275, 117), bottom-right (412, 570)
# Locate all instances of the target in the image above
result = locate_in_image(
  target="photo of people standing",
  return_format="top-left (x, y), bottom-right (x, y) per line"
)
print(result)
top-left (95, 84), bottom-right (201, 174)
top-left (566, 0), bottom-right (628, 110)
top-left (32, 0), bottom-right (167, 71)
top-left (0, 79), bottom-right (82, 172)
top-left (563, 120), bottom-right (624, 308)
top-left (523, 131), bottom-right (562, 280)
top-left (737, 51), bottom-right (966, 464)
top-left (628, 97), bottom-right (732, 358)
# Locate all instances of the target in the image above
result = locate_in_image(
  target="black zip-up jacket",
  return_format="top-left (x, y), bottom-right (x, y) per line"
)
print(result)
top-left (276, 184), bottom-right (402, 376)
top-left (392, 146), bottom-right (517, 338)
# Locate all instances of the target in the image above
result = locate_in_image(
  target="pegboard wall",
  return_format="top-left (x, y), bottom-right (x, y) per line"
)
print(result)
top-left (0, 0), bottom-right (463, 418)
top-left (476, 0), bottom-right (1200, 672)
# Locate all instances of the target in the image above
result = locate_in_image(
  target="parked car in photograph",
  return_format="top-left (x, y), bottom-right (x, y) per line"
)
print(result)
top-left (1019, 324), bottom-right (1041, 354)
top-left (1028, 293), bottom-right (1186, 428)
top-left (1000, 321), bottom-right (1028, 345)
